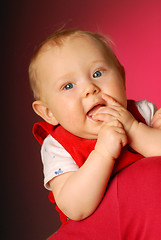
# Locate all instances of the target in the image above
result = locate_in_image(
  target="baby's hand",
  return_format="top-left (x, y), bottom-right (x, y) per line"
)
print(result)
top-left (95, 120), bottom-right (127, 159)
top-left (92, 94), bottom-right (136, 134)
top-left (151, 108), bottom-right (161, 129)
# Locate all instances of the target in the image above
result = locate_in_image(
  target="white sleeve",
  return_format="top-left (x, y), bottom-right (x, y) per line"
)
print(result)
top-left (41, 134), bottom-right (79, 190)
top-left (135, 100), bottom-right (158, 126)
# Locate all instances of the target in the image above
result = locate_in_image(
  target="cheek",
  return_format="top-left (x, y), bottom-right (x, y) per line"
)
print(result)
top-left (105, 82), bottom-right (127, 106)
top-left (117, 86), bottom-right (127, 107)
top-left (115, 86), bottom-right (127, 105)
top-left (55, 100), bottom-right (82, 125)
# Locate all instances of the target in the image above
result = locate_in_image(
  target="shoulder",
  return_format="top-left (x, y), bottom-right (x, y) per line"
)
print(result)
top-left (41, 135), bottom-right (79, 190)
top-left (41, 134), bottom-right (73, 159)
top-left (135, 100), bottom-right (158, 126)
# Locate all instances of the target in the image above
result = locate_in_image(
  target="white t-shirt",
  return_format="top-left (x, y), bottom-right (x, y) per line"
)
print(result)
top-left (41, 100), bottom-right (157, 190)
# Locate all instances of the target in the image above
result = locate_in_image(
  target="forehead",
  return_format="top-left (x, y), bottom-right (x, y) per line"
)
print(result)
top-left (36, 35), bottom-right (110, 70)
top-left (33, 35), bottom-right (117, 100)
top-left (34, 35), bottom-right (116, 92)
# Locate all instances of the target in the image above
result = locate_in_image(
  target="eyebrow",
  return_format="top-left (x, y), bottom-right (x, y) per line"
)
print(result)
top-left (90, 60), bottom-right (108, 65)
top-left (88, 59), bottom-right (111, 71)
top-left (57, 60), bottom-right (109, 82)
top-left (57, 72), bottom-right (75, 83)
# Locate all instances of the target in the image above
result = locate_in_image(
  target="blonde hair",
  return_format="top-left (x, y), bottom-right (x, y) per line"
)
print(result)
top-left (29, 28), bottom-right (124, 100)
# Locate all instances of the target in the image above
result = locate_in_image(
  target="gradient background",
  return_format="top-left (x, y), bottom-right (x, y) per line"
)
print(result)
top-left (2, 0), bottom-right (161, 239)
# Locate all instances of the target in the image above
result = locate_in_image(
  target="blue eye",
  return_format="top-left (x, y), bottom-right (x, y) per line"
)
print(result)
top-left (64, 83), bottom-right (75, 90)
top-left (93, 70), bottom-right (104, 78)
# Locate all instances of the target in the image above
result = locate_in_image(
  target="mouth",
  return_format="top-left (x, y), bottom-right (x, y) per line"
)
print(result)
top-left (87, 103), bottom-right (106, 118)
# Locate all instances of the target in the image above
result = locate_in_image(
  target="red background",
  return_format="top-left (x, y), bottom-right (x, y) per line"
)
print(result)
top-left (2, 0), bottom-right (161, 239)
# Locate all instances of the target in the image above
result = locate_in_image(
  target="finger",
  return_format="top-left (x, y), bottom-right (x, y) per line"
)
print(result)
top-left (112, 127), bottom-right (127, 147)
top-left (92, 113), bottom-right (116, 123)
top-left (120, 133), bottom-right (128, 147)
top-left (102, 93), bottom-right (121, 107)
top-left (93, 106), bottom-right (125, 124)
top-left (102, 119), bottom-right (124, 129)
top-left (93, 106), bottom-right (118, 117)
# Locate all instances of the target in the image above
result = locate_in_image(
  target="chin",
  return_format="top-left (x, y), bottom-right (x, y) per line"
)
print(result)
top-left (83, 128), bottom-right (100, 140)
top-left (75, 130), bottom-right (98, 140)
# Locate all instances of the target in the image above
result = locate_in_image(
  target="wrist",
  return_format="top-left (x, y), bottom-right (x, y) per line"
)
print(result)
top-left (93, 148), bottom-right (115, 163)
top-left (127, 120), bottom-right (139, 145)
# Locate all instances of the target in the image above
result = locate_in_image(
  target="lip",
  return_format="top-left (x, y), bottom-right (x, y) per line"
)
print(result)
top-left (87, 101), bottom-right (106, 118)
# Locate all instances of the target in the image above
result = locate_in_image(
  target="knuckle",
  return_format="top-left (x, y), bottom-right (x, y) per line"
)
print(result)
top-left (114, 119), bottom-right (122, 127)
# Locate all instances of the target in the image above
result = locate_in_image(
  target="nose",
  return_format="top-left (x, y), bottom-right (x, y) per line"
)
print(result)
top-left (82, 81), bottom-right (100, 98)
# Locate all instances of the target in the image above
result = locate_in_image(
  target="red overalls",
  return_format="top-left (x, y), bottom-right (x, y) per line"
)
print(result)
top-left (33, 100), bottom-right (146, 225)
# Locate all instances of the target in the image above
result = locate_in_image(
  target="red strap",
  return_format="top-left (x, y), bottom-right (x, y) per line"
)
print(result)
top-left (33, 121), bottom-right (56, 146)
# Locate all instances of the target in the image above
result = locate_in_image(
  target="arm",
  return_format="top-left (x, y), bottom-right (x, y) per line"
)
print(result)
top-left (127, 121), bottom-right (161, 156)
top-left (49, 120), bottom-right (127, 221)
top-left (92, 94), bottom-right (161, 157)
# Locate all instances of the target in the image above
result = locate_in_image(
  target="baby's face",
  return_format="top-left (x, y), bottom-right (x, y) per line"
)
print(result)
top-left (36, 36), bottom-right (127, 139)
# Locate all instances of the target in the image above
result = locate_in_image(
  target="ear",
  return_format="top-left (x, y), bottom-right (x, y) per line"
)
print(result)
top-left (32, 100), bottom-right (59, 126)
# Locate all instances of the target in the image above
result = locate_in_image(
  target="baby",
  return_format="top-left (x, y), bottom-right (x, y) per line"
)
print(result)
top-left (29, 29), bottom-right (161, 222)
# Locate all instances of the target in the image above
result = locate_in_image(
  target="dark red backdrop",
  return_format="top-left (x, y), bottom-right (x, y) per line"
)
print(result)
top-left (2, 0), bottom-right (161, 239)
